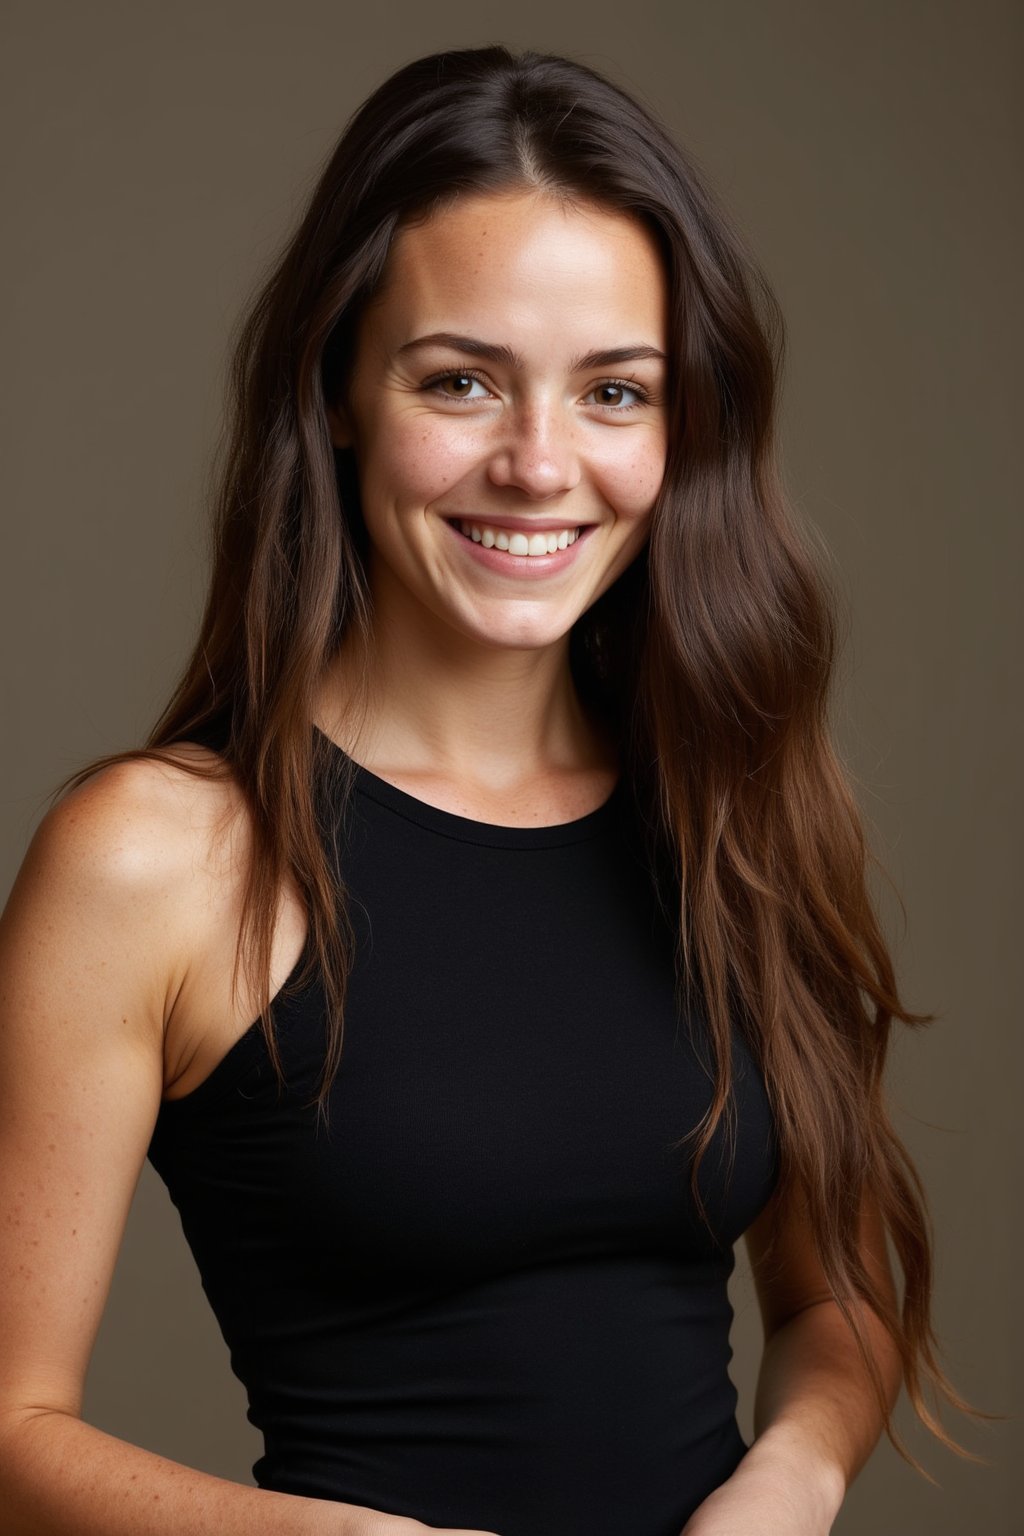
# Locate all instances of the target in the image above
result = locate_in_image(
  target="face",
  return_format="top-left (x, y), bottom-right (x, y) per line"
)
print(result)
top-left (328, 188), bottom-right (669, 657)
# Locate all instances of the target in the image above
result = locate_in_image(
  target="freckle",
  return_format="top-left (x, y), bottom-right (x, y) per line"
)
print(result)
top-left (47, 1143), bottom-right (56, 1152)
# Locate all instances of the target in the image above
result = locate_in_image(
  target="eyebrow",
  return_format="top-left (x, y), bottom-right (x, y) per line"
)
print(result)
top-left (396, 331), bottom-right (667, 372)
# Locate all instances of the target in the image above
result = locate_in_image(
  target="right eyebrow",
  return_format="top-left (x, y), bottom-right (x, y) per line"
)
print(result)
top-left (398, 332), bottom-right (523, 368)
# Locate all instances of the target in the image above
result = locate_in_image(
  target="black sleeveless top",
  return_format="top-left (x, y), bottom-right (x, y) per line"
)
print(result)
top-left (148, 736), bottom-right (780, 1536)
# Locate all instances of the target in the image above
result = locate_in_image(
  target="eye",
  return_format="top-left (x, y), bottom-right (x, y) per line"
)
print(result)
top-left (424, 370), bottom-right (492, 401)
top-left (587, 380), bottom-right (649, 411)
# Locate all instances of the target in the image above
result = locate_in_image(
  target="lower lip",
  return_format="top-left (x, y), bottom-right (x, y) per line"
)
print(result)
top-left (443, 519), bottom-right (596, 578)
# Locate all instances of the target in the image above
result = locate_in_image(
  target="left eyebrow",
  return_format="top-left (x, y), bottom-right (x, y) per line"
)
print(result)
top-left (573, 344), bottom-right (667, 370)
top-left (396, 332), bottom-right (667, 372)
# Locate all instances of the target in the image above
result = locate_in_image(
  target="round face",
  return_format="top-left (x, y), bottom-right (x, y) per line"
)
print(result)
top-left (328, 188), bottom-right (669, 658)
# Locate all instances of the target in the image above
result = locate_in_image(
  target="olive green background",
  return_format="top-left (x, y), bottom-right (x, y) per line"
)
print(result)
top-left (1, 1), bottom-right (1019, 1531)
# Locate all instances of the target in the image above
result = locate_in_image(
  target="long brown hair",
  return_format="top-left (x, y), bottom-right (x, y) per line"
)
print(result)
top-left (62, 45), bottom-right (987, 1474)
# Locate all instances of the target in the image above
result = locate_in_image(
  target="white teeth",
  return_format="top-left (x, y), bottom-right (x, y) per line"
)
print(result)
top-left (457, 520), bottom-right (584, 555)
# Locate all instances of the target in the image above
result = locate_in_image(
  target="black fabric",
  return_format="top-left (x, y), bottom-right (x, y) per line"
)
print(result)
top-left (148, 733), bottom-right (781, 1536)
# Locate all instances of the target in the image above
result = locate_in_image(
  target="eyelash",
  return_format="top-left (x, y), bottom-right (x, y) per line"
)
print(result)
top-left (421, 368), bottom-right (653, 412)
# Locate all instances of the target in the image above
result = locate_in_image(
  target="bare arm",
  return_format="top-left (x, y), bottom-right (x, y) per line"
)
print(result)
top-left (742, 1180), bottom-right (903, 1515)
top-left (681, 1177), bottom-right (903, 1534)
top-left (0, 761), bottom-right (491, 1536)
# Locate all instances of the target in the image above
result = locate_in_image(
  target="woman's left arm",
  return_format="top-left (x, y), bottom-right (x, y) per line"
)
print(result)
top-left (681, 1181), bottom-right (904, 1535)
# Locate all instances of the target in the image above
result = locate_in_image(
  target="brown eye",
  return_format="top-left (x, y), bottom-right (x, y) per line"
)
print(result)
top-left (428, 371), bottom-right (489, 400)
top-left (590, 381), bottom-right (646, 409)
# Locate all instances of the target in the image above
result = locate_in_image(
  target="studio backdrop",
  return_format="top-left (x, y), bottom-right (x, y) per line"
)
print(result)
top-left (0, 3), bottom-right (1019, 1533)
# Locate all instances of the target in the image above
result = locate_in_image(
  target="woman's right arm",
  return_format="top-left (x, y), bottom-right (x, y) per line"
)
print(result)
top-left (0, 761), bottom-right (494, 1536)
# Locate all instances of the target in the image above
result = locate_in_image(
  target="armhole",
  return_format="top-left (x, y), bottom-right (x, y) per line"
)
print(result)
top-left (155, 926), bottom-right (318, 1119)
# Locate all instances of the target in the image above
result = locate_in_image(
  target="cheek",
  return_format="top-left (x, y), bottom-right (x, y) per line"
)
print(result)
top-left (361, 415), bottom-right (481, 509)
top-left (599, 433), bottom-right (667, 520)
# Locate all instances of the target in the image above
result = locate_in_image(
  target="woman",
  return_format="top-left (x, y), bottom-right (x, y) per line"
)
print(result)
top-left (0, 44), bottom-right (978, 1536)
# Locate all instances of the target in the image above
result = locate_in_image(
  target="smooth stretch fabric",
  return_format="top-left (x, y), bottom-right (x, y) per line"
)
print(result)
top-left (148, 733), bottom-right (781, 1536)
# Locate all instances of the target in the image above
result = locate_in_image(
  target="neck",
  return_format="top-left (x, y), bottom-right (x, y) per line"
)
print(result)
top-left (315, 615), bottom-right (615, 794)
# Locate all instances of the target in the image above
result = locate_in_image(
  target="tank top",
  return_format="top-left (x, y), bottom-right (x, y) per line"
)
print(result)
top-left (147, 732), bottom-right (780, 1536)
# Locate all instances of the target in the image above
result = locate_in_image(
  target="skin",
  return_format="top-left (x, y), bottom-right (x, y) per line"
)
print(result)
top-left (0, 187), bottom-right (902, 1535)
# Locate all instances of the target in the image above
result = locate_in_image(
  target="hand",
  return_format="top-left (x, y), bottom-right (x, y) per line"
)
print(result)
top-left (332, 1506), bottom-right (501, 1536)
top-left (679, 1433), bottom-right (842, 1536)
top-left (392, 1523), bottom-right (502, 1536)
top-left (679, 1474), bottom-right (830, 1536)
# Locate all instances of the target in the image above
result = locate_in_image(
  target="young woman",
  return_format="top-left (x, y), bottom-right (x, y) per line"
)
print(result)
top-left (0, 44), bottom-right (978, 1536)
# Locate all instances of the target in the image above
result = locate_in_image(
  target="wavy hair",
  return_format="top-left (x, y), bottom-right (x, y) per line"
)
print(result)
top-left (62, 44), bottom-right (986, 1474)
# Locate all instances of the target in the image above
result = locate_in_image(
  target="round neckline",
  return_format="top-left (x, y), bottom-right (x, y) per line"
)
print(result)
top-left (314, 726), bottom-right (625, 849)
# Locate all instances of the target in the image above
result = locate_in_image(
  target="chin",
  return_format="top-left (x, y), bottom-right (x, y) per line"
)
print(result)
top-left (452, 611), bottom-right (580, 653)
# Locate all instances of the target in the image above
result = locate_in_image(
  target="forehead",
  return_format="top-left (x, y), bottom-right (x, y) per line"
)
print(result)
top-left (364, 189), bottom-right (669, 350)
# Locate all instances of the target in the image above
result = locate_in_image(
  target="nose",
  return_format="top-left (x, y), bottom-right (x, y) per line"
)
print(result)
top-left (486, 396), bottom-right (582, 500)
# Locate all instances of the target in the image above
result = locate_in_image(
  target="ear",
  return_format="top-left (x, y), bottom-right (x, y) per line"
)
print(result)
top-left (326, 402), bottom-right (355, 450)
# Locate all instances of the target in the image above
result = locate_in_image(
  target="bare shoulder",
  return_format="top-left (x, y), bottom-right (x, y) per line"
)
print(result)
top-left (19, 745), bottom-right (250, 914)
top-left (4, 743), bottom-right (306, 1103)
top-left (35, 742), bottom-right (243, 866)
top-left (2, 745), bottom-right (253, 1048)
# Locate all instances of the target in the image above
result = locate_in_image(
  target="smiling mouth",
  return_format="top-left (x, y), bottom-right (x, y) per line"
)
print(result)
top-left (444, 518), bottom-right (595, 556)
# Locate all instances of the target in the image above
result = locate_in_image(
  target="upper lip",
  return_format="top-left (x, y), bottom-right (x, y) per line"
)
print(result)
top-left (444, 514), bottom-right (594, 532)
